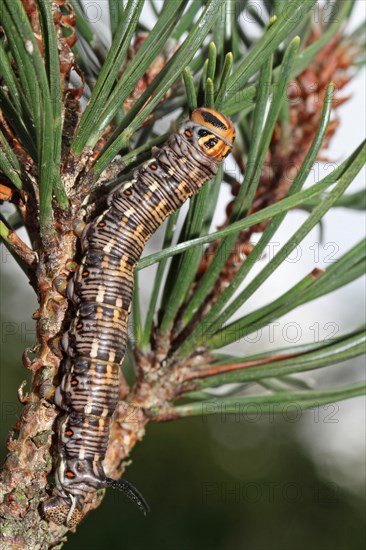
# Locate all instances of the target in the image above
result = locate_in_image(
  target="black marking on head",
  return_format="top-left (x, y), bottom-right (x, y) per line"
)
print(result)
top-left (198, 129), bottom-right (209, 137)
top-left (201, 111), bottom-right (227, 130)
top-left (204, 137), bottom-right (218, 149)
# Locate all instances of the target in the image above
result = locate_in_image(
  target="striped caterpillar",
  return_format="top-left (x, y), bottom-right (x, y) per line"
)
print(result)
top-left (42, 108), bottom-right (235, 527)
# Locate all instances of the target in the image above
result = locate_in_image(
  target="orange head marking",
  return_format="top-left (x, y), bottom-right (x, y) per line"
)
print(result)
top-left (191, 108), bottom-right (235, 161)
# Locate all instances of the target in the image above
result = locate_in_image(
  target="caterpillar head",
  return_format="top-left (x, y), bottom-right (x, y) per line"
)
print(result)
top-left (186, 107), bottom-right (235, 161)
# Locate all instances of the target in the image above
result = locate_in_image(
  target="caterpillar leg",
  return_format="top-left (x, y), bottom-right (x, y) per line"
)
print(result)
top-left (42, 494), bottom-right (84, 528)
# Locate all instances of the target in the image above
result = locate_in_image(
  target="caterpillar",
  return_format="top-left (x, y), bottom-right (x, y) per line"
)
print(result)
top-left (42, 108), bottom-right (235, 527)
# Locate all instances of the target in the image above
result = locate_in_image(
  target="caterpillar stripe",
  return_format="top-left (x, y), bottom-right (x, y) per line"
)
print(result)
top-left (42, 108), bottom-right (235, 527)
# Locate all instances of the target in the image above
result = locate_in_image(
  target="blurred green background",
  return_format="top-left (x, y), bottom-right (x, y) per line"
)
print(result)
top-left (1, 253), bottom-right (365, 550)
